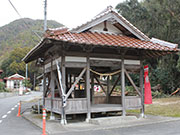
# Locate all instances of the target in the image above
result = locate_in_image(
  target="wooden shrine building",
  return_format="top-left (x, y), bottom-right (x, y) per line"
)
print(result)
top-left (23, 6), bottom-right (178, 124)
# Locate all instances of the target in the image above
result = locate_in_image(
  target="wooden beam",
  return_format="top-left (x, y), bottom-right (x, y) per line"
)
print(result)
top-left (90, 60), bottom-right (121, 67)
top-left (65, 62), bottom-right (87, 68)
top-left (65, 67), bottom-right (86, 100)
top-left (65, 51), bottom-right (140, 60)
top-left (121, 56), bottom-right (126, 116)
top-left (109, 74), bottom-right (121, 96)
top-left (61, 54), bottom-right (66, 93)
top-left (45, 62), bottom-right (140, 74)
top-left (69, 74), bottom-right (72, 89)
top-left (124, 69), bottom-right (142, 97)
top-left (56, 61), bottom-right (65, 96)
top-left (86, 56), bottom-right (91, 120)
top-left (55, 60), bottom-right (67, 124)
top-left (94, 75), bottom-right (106, 95)
top-left (55, 75), bottom-right (62, 96)
top-left (45, 73), bottom-right (51, 97)
top-left (43, 66), bottom-right (46, 107)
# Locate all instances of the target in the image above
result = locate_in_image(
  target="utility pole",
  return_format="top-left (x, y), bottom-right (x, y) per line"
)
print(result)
top-left (26, 64), bottom-right (28, 79)
top-left (44, 0), bottom-right (47, 32)
top-left (25, 64), bottom-right (28, 90)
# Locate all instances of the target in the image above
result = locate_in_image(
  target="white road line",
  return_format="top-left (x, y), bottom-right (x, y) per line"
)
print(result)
top-left (0, 120), bottom-right (2, 123)
top-left (15, 105), bottom-right (17, 108)
top-left (11, 108), bottom-right (15, 110)
top-left (7, 111), bottom-right (11, 114)
top-left (2, 115), bottom-right (7, 119)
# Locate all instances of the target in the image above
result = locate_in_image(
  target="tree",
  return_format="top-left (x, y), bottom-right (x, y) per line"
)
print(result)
top-left (116, 0), bottom-right (180, 93)
top-left (1, 47), bottom-right (40, 87)
top-left (22, 80), bottom-right (32, 89)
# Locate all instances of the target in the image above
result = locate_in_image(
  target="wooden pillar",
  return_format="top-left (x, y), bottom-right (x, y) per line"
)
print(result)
top-left (61, 54), bottom-right (67, 124)
top-left (91, 74), bottom-right (94, 103)
top-left (61, 55), bottom-right (66, 93)
top-left (50, 60), bottom-right (55, 120)
top-left (86, 56), bottom-right (91, 121)
top-left (69, 74), bottom-right (72, 88)
top-left (73, 75), bottom-right (76, 98)
top-left (107, 76), bottom-right (110, 103)
top-left (121, 57), bottom-right (126, 116)
top-left (140, 59), bottom-right (145, 117)
top-left (43, 65), bottom-right (46, 107)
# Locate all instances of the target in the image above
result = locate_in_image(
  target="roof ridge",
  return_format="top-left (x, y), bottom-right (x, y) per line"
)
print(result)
top-left (70, 6), bottom-right (114, 33)
top-left (45, 27), bottom-right (69, 37)
top-left (71, 6), bottom-right (150, 41)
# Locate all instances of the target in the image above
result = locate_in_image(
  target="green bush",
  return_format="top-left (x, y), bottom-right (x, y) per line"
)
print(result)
top-left (126, 86), bottom-right (137, 96)
top-left (0, 82), bottom-right (6, 92)
top-left (22, 79), bottom-right (32, 88)
top-left (151, 91), bottom-right (167, 98)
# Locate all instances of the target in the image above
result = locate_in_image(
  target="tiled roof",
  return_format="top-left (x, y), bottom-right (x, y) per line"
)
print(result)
top-left (46, 30), bottom-right (177, 52)
top-left (4, 77), bottom-right (25, 80)
top-left (23, 6), bottom-right (179, 63)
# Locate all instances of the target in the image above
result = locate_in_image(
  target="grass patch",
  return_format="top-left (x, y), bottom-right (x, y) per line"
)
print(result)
top-left (127, 97), bottom-right (180, 117)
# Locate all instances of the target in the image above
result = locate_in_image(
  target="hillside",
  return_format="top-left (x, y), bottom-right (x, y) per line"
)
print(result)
top-left (0, 18), bottom-right (63, 65)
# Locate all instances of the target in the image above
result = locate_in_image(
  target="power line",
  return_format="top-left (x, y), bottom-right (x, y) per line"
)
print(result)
top-left (8, 0), bottom-right (22, 18)
top-left (8, 0), bottom-right (41, 39)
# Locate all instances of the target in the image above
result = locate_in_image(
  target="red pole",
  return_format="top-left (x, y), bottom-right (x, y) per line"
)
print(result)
top-left (17, 101), bottom-right (21, 117)
top-left (42, 108), bottom-right (47, 135)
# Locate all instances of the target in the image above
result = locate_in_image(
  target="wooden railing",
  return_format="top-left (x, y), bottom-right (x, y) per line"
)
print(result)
top-left (93, 96), bottom-right (141, 110)
top-left (45, 98), bottom-right (88, 114)
top-left (125, 96), bottom-right (141, 110)
top-left (45, 96), bottom-right (141, 114)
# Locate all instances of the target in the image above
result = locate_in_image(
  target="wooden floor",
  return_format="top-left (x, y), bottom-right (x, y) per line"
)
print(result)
top-left (91, 104), bottom-right (122, 113)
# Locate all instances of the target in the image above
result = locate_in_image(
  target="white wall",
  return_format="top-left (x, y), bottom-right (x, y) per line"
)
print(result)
top-left (6, 80), bottom-right (25, 91)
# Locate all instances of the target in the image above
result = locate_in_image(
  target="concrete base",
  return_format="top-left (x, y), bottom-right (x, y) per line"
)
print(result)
top-left (85, 118), bottom-right (90, 123)
top-left (61, 119), bottom-right (67, 125)
top-left (89, 116), bottom-right (138, 125)
top-left (23, 112), bottom-right (180, 135)
top-left (50, 115), bottom-right (56, 120)
top-left (139, 113), bottom-right (146, 118)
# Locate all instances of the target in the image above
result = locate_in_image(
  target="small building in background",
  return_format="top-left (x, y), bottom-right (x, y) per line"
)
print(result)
top-left (4, 73), bottom-right (26, 92)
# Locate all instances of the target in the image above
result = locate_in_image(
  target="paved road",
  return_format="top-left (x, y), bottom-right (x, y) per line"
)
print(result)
top-left (1, 92), bottom-right (180, 135)
top-left (0, 92), bottom-right (42, 135)
top-left (52, 120), bottom-right (180, 135)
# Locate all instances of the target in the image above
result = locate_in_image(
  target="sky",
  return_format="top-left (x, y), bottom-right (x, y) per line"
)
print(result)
top-left (0, 0), bottom-right (125, 28)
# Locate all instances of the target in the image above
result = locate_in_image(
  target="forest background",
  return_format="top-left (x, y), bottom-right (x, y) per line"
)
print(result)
top-left (0, 0), bottom-right (180, 94)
